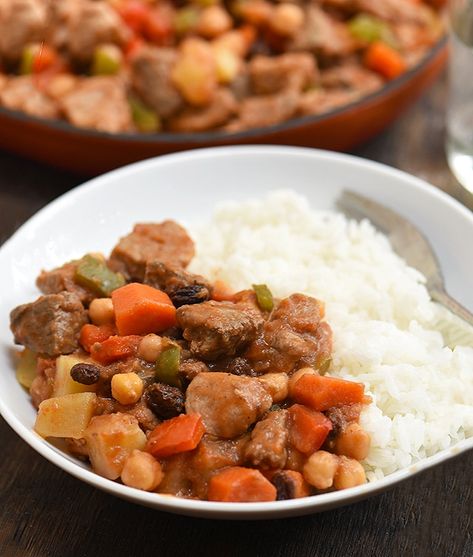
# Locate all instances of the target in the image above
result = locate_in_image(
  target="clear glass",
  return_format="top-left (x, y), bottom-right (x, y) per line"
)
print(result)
top-left (446, 0), bottom-right (473, 192)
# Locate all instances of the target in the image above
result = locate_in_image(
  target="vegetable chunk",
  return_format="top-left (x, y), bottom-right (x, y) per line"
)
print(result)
top-left (35, 392), bottom-right (97, 439)
top-left (291, 374), bottom-right (365, 411)
top-left (112, 282), bottom-right (176, 336)
top-left (146, 413), bottom-right (205, 458)
top-left (208, 467), bottom-right (277, 502)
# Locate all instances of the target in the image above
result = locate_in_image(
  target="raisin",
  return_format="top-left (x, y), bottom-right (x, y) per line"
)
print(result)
top-left (272, 471), bottom-right (296, 501)
top-left (144, 382), bottom-right (185, 420)
top-left (169, 285), bottom-right (209, 308)
top-left (70, 363), bottom-right (101, 385)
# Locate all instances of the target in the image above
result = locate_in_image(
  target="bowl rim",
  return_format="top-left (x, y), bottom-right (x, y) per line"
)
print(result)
top-left (0, 35), bottom-right (447, 145)
top-left (1, 144), bottom-right (472, 519)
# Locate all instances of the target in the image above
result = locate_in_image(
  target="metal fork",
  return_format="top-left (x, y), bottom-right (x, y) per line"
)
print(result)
top-left (336, 190), bottom-right (473, 331)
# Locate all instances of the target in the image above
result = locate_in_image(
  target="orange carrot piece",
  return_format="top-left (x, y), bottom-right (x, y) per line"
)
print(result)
top-left (112, 282), bottom-right (176, 336)
top-left (291, 375), bottom-right (365, 412)
top-left (90, 335), bottom-right (141, 365)
top-left (208, 467), bottom-right (277, 502)
top-left (146, 414), bottom-right (205, 459)
top-left (288, 404), bottom-right (333, 454)
top-left (211, 280), bottom-right (235, 302)
top-left (79, 324), bottom-right (115, 353)
top-left (363, 41), bottom-right (407, 80)
top-left (271, 470), bottom-right (311, 499)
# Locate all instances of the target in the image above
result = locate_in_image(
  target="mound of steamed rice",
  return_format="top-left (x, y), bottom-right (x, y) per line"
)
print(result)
top-left (189, 191), bottom-right (473, 481)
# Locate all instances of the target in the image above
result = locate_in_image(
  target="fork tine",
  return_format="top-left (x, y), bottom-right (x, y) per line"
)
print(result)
top-left (336, 190), bottom-right (412, 234)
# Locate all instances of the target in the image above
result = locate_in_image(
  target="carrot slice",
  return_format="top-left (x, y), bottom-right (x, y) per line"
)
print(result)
top-left (363, 41), bottom-right (407, 80)
top-left (211, 279), bottom-right (235, 302)
top-left (79, 324), bottom-right (115, 353)
top-left (146, 414), bottom-right (205, 459)
top-left (90, 335), bottom-right (141, 365)
top-left (208, 466), bottom-right (277, 502)
top-left (288, 404), bottom-right (332, 454)
top-left (291, 374), bottom-right (365, 412)
top-left (112, 282), bottom-right (176, 336)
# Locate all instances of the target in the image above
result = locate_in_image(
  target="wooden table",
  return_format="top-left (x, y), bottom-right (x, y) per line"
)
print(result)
top-left (1, 72), bottom-right (472, 557)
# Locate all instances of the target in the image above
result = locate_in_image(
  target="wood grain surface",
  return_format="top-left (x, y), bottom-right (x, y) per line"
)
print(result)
top-left (1, 71), bottom-right (472, 557)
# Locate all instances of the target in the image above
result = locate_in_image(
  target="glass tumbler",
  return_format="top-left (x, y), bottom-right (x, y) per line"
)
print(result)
top-left (446, 0), bottom-right (473, 192)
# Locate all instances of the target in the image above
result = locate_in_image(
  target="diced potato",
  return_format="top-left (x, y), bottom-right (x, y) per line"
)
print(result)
top-left (54, 355), bottom-right (97, 397)
top-left (16, 348), bottom-right (37, 389)
top-left (84, 413), bottom-right (147, 480)
top-left (35, 392), bottom-right (97, 439)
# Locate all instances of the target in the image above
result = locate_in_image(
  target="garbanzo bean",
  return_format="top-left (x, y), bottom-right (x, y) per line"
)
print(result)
top-left (197, 5), bottom-right (233, 39)
top-left (334, 423), bottom-right (371, 461)
top-left (270, 3), bottom-right (304, 37)
top-left (88, 298), bottom-right (115, 325)
top-left (121, 450), bottom-right (163, 491)
top-left (138, 334), bottom-right (163, 363)
top-left (333, 456), bottom-right (366, 490)
top-left (111, 372), bottom-right (144, 405)
top-left (303, 450), bottom-right (339, 490)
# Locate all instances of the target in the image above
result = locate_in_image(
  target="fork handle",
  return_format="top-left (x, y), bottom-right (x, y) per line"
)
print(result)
top-left (430, 287), bottom-right (473, 327)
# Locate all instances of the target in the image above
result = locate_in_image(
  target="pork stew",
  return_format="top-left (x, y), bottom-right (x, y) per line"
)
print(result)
top-left (10, 220), bottom-right (371, 502)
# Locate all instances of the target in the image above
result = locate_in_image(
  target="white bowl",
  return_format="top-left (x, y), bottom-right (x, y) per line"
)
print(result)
top-left (1, 146), bottom-right (472, 520)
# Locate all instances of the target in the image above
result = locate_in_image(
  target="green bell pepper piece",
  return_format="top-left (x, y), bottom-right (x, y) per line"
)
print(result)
top-left (252, 284), bottom-right (274, 312)
top-left (129, 97), bottom-right (161, 133)
top-left (74, 255), bottom-right (125, 297)
top-left (155, 345), bottom-right (181, 388)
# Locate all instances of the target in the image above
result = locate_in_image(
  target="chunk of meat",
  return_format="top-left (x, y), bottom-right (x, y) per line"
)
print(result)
top-left (289, 6), bottom-right (357, 61)
top-left (244, 409), bottom-right (288, 469)
top-left (144, 261), bottom-right (211, 307)
top-left (271, 294), bottom-right (324, 334)
top-left (131, 47), bottom-right (183, 119)
top-left (224, 88), bottom-right (299, 132)
top-left (0, 0), bottom-right (47, 60)
top-left (232, 289), bottom-right (265, 329)
top-left (297, 88), bottom-right (360, 117)
top-left (36, 261), bottom-right (95, 305)
top-left (246, 294), bottom-right (332, 373)
top-left (10, 292), bottom-right (87, 356)
top-left (249, 53), bottom-right (318, 95)
top-left (109, 221), bottom-right (195, 281)
top-left (60, 76), bottom-right (133, 133)
top-left (67, 0), bottom-right (129, 61)
top-left (320, 63), bottom-right (384, 94)
top-left (355, 0), bottom-right (433, 24)
top-left (177, 301), bottom-right (259, 360)
top-left (29, 357), bottom-right (56, 408)
top-left (96, 397), bottom-right (159, 432)
top-left (179, 358), bottom-right (209, 381)
top-left (0, 76), bottom-right (59, 119)
top-left (168, 88), bottom-right (237, 132)
top-left (185, 372), bottom-right (272, 438)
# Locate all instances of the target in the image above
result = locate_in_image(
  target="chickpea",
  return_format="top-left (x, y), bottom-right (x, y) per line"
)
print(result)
top-left (89, 298), bottom-right (115, 326)
top-left (111, 372), bottom-right (144, 405)
top-left (197, 5), bottom-right (232, 39)
top-left (270, 3), bottom-right (304, 37)
top-left (333, 456), bottom-right (366, 490)
top-left (334, 423), bottom-right (371, 461)
top-left (258, 373), bottom-right (289, 403)
top-left (138, 334), bottom-right (163, 363)
top-left (288, 367), bottom-right (316, 397)
top-left (121, 450), bottom-right (163, 491)
top-left (238, 0), bottom-right (273, 26)
top-left (303, 450), bottom-right (339, 490)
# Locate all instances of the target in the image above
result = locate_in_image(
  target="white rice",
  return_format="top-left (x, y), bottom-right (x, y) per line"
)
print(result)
top-left (189, 190), bottom-right (473, 480)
